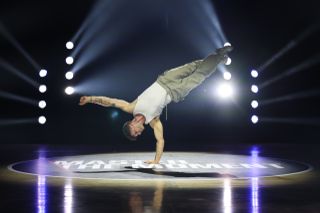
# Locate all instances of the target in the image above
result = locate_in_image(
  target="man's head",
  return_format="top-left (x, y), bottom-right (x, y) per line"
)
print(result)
top-left (122, 115), bottom-right (145, 141)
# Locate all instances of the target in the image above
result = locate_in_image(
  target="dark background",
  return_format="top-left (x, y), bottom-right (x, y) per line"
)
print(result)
top-left (0, 0), bottom-right (320, 147)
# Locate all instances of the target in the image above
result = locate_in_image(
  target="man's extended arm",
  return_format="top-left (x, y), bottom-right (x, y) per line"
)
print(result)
top-left (146, 118), bottom-right (165, 164)
top-left (79, 96), bottom-right (133, 113)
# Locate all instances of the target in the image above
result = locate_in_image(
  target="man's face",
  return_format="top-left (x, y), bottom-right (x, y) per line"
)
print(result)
top-left (129, 120), bottom-right (145, 137)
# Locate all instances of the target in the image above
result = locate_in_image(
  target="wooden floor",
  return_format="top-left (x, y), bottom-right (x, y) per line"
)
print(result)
top-left (0, 144), bottom-right (319, 213)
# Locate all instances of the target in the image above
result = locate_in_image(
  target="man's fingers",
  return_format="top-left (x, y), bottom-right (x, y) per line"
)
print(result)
top-left (144, 160), bottom-right (159, 164)
top-left (79, 96), bottom-right (87, 106)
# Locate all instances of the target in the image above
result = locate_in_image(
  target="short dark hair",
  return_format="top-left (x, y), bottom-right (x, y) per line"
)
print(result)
top-left (122, 121), bottom-right (137, 141)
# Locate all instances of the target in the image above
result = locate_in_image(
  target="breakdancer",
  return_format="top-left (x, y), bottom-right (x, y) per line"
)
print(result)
top-left (79, 45), bottom-right (233, 164)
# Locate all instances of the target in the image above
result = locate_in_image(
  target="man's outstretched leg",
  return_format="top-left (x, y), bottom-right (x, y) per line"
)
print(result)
top-left (178, 46), bottom-right (233, 98)
top-left (157, 46), bottom-right (233, 102)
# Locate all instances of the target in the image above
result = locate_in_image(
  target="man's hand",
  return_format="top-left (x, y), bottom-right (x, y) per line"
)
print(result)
top-left (79, 96), bottom-right (90, 106)
top-left (144, 160), bottom-right (160, 164)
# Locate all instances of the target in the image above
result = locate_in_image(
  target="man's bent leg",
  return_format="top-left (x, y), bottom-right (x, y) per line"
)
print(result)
top-left (157, 46), bottom-right (232, 102)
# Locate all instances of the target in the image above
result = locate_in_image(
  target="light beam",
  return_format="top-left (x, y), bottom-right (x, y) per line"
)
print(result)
top-left (260, 54), bottom-right (320, 89)
top-left (0, 22), bottom-right (41, 70)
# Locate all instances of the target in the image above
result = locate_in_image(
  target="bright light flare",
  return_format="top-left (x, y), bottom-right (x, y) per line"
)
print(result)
top-left (39, 85), bottom-right (47, 93)
top-left (38, 116), bottom-right (46, 125)
top-left (66, 57), bottom-right (74, 65)
top-left (65, 71), bottom-right (74, 80)
top-left (66, 41), bottom-right (74, 50)
top-left (38, 100), bottom-right (46, 109)
top-left (251, 115), bottom-right (259, 124)
top-left (65, 86), bottom-right (75, 95)
top-left (223, 72), bottom-right (232, 80)
top-left (216, 82), bottom-right (234, 99)
top-left (39, 69), bottom-right (47, 78)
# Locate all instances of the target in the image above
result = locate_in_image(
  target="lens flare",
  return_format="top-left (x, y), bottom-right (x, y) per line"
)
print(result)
top-left (217, 83), bottom-right (234, 99)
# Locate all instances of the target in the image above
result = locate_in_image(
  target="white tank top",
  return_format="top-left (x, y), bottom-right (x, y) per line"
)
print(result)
top-left (133, 82), bottom-right (171, 124)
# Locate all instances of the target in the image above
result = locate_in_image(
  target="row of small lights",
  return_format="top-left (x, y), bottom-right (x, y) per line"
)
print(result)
top-left (251, 69), bottom-right (259, 124)
top-left (65, 41), bottom-right (75, 95)
top-left (37, 41), bottom-right (75, 125)
top-left (63, 42), bottom-right (234, 96)
top-left (38, 69), bottom-right (47, 124)
top-left (216, 42), bottom-right (233, 99)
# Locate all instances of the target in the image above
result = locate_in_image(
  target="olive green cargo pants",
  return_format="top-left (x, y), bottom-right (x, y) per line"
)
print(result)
top-left (156, 53), bottom-right (224, 102)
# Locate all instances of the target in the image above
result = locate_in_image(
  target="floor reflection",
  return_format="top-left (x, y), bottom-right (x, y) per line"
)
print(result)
top-left (64, 179), bottom-right (73, 213)
top-left (37, 176), bottom-right (46, 213)
top-left (251, 177), bottom-right (260, 213)
top-left (37, 149), bottom-right (47, 213)
top-left (129, 181), bottom-right (164, 213)
top-left (1, 144), bottom-right (317, 213)
top-left (223, 178), bottom-right (232, 213)
top-left (251, 147), bottom-right (260, 213)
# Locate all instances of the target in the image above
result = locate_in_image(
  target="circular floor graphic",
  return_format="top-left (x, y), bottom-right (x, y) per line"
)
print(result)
top-left (9, 152), bottom-right (311, 180)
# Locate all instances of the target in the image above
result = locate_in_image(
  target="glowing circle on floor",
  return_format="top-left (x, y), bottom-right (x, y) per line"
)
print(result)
top-left (8, 152), bottom-right (311, 180)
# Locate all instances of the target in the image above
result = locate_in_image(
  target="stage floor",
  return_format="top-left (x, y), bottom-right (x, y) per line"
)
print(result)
top-left (0, 144), bottom-right (319, 212)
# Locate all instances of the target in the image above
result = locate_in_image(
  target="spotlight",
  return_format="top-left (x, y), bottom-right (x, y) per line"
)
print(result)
top-left (251, 115), bottom-right (259, 124)
top-left (66, 57), bottom-right (74, 65)
top-left (38, 116), bottom-right (46, 125)
top-left (216, 82), bottom-right (234, 99)
top-left (65, 71), bottom-right (74, 80)
top-left (39, 85), bottom-right (47, 93)
top-left (251, 70), bottom-right (259, 78)
top-left (251, 100), bottom-right (259, 109)
top-left (66, 41), bottom-right (74, 50)
top-left (251, 85), bottom-right (259, 93)
top-left (224, 42), bottom-right (232, 47)
top-left (65, 86), bottom-right (74, 95)
top-left (38, 100), bottom-right (46, 109)
top-left (223, 72), bottom-right (232, 80)
top-left (39, 69), bottom-right (47, 78)
top-left (225, 57), bottom-right (232, 66)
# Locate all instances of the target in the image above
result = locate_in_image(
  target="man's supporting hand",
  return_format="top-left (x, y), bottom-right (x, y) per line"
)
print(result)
top-left (79, 96), bottom-right (90, 105)
top-left (144, 160), bottom-right (160, 164)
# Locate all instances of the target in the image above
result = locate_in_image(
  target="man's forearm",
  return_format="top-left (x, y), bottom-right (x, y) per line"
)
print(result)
top-left (88, 96), bottom-right (113, 107)
top-left (87, 96), bottom-right (131, 113)
top-left (154, 140), bottom-right (165, 163)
